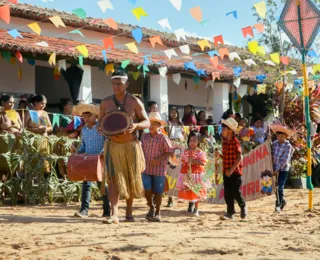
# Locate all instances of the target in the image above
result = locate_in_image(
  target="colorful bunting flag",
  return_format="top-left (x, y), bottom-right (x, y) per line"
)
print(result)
top-left (174, 28), bottom-right (186, 41)
top-left (28, 22), bottom-right (41, 35)
top-left (184, 61), bottom-right (197, 71)
top-left (103, 37), bottom-right (115, 50)
top-left (190, 6), bottom-right (202, 22)
top-left (233, 66), bottom-right (242, 77)
top-left (52, 114), bottom-right (60, 128)
top-left (132, 71), bottom-right (140, 80)
top-left (172, 73), bottom-right (181, 85)
top-left (164, 49), bottom-right (178, 59)
top-left (70, 29), bottom-right (85, 37)
top-left (307, 66), bottom-right (314, 75)
top-left (257, 46), bottom-right (265, 57)
top-left (17, 67), bottom-right (22, 81)
top-left (229, 52), bottom-right (241, 61)
top-left (132, 27), bottom-right (143, 43)
top-left (313, 64), bottom-right (320, 73)
top-left (209, 56), bottom-right (219, 68)
top-left (198, 39), bottom-right (211, 51)
top-left (212, 72), bottom-right (220, 82)
top-left (208, 50), bottom-right (220, 57)
top-left (76, 45), bottom-right (89, 58)
top-left (49, 16), bottom-right (66, 28)
top-left (125, 42), bottom-right (139, 54)
top-left (72, 8), bottom-right (87, 19)
top-left (103, 18), bottom-right (118, 30)
top-left (58, 59), bottom-right (66, 71)
top-left (234, 78), bottom-right (241, 88)
top-left (15, 51), bottom-right (23, 63)
top-left (27, 59), bottom-right (35, 66)
top-left (248, 41), bottom-right (259, 54)
top-left (48, 53), bottom-right (56, 66)
top-left (226, 10), bottom-right (238, 19)
top-left (218, 48), bottom-right (229, 60)
top-left (132, 7), bottom-right (148, 21)
top-left (254, 23), bottom-right (264, 33)
top-left (149, 36), bottom-right (163, 48)
top-left (102, 50), bottom-right (108, 63)
top-left (97, 0), bottom-right (114, 12)
top-left (264, 60), bottom-right (276, 66)
top-left (242, 26), bottom-right (254, 38)
top-left (213, 35), bottom-right (224, 47)
top-left (254, 1), bottom-right (267, 19)
top-left (179, 45), bottom-right (190, 54)
top-left (158, 66), bottom-right (168, 77)
top-left (158, 18), bottom-right (172, 31)
top-left (105, 63), bottom-right (114, 75)
top-left (270, 52), bottom-right (280, 64)
top-left (244, 59), bottom-right (256, 66)
top-left (280, 56), bottom-right (289, 65)
top-left (8, 29), bottom-right (23, 39)
top-left (0, 4), bottom-right (10, 24)
top-left (29, 110), bottom-right (39, 124)
top-left (307, 49), bottom-right (317, 57)
top-left (257, 84), bottom-right (267, 95)
top-left (121, 60), bottom-right (130, 69)
top-left (78, 56), bottom-right (84, 67)
top-left (169, 0), bottom-right (182, 11)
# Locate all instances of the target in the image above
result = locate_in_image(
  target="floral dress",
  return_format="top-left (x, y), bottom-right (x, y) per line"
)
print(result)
top-left (176, 148), bottom-right (208, 202)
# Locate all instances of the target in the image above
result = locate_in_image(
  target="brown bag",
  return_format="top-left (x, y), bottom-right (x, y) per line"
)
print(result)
top-left (67, 154), bottom-right (103, 182)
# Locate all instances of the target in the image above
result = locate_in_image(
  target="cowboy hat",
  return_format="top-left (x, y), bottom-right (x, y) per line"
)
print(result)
top-left (269, 124), bottom-right (294, 137)
top-left (221, 117), bottom-right (242, 134)
top-left (73, 104), bottom-right (100, 117)
top-left (149, 112), bottom-right (166, 126)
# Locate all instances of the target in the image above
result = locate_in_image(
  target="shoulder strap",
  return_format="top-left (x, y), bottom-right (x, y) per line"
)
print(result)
top-left (113, 94), bottom-right (128, 113)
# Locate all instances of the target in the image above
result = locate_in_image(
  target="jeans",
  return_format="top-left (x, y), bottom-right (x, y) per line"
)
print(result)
top-left (223, 174), bottom-right (246, 215)
top-left (81, 181), bottom-right (110, 215)
top-left (276, 171), bottom-right (288, 207)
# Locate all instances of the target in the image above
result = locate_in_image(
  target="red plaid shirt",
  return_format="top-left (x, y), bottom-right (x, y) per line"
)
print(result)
top-left (142, 132), bottom-right (173, 176)
top-left (222, 136), bottom-right (243, 175)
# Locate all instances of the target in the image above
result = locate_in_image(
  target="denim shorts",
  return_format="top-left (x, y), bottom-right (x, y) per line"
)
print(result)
top-left (142, 174), bottom-right (166, 194)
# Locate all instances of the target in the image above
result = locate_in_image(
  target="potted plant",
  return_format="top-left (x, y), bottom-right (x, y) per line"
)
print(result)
top-left (290, 157), bottom-right (307, 189)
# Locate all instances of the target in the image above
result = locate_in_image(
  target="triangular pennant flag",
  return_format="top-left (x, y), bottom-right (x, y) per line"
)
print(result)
top-left (307, 50), bottom-right (317, 57)
top-left (205, 80), bottom-right (213, 89)
top-left (184, 61), bottom-right (197, 71)
top-left (49, 16), bottom-right (66, 28)
top-left (172, 73), bottom-right (181, 85)
top-left (307, 66), bottom-right (314, 75)
top-left (254, 23), bottom-right (264, 33)
top-left (257, 46), bottom-right (266, 57)
top-left (244, 59), bottom-right (256, 66)
top-left (70, 29), bottom-right (85, 37)
top-left (248, 41), bottom-right (259, 54)
top-left (270, 52), bottom-right (280, 64)
top-left (0, 4), bottom-right (10, 24)
top-left (158, 18), bottom-right (172, 31)
top-left (234, 78), bottom-right (241, 88)
top-left (29, 110), bottom-right (39, 124)
top-left (229, 52), bottom-right (241, 61)
top-left (132, 7), bottom-right (148, 21)
top-left (74, 116), bottom-right (81, 130)
top-left (213, 35), bottom-right (224, 47)
top-left (226, 10), bottom-right (238, 19)
top-left (102, 50), bottom-right (108, 63)
top-left (52, 114), bottom-right (60, 128)
top-left (212, 72), bottom-right (220, 82)
top-left (28, 22), bottom-right (41, 35)
top-left (164, 49), bottom-right (178, 59)
top-left (179, 44), bottom-right (190, 54)
top-left (72, 8), bottom-right (86, 19)
top-left (209, 56), bottom-right (219, 68)
top-left (132, 28), bottom-right (143, 43)
top-left (207, 50), bottom-right (220, 57)
top-left (8, 0), bottom-right (18, 4)
top-left (149, 36), bottom-right (163, 48)
top-left (105, 63), bottom-right (114, 75)
top-left (254, 1), bottom-right (267, 19)
top-left (275, 81), bottom-right (284, 92)
top-left (97, 0), bottom-right (114, 12)
top-left (76, 45), bottom-right (89, 58)
top-left (103, 37), bottom-right (115, 51)
top-left (169, 0), bottom-right (182, 11)
top-left (132, 71), bottom-right (140, 80)
top-left (242, 26), bottom-right (254, 38)
top-left (198, 39), bottom-right (211, 51)
top-left (143, 65), bottom-right (150, 77)
top-left (27, 59), bottom-right (35, 66)
top-left (58, 59), bottom-right (66, 71)
top-left (233, 66), bottom-right (242, 77)
top-left (257, 84), bottom-right (267, 95)
top-left (193, 76), bottom-right (200, 85)
top-left (78, 56), bottom-right (84, 67)
top-left (121, 60), bottom-right (130, 69)
top-left (264, 60), bottom-right (276, 66)
top-left (15, 51), bottom-right (23, 63)
top-left (125, 42), bottom-right (139, 54)
top-left (48, 53), bottom-right (56, 66)
top-left (190, 6), bottom-right (202, 22)
top-left (280, 56), bottom-right (289, 65)
top-left (218, 48), bottom-right (229, 60)
top-left (103, 18), bottom-right (118, 30)
top-left (8, 29), bottom-right (23, 39)
top-left (313, 64), bottom-right (320, 73)
top-left (174, 28), bottom-right (186, 42)
top-left (17, 67), bottom-right (22, 81)
top-left (158, 66), bottom-right (168, 77)
top-left (143, 55), bottom-right (152, 65)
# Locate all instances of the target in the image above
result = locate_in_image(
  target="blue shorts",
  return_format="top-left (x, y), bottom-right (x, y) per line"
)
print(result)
top-left (142, 174), bottom-right (166, 194)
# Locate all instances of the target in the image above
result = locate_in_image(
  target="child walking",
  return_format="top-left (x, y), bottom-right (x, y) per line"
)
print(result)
top-left (176, 131), bottom-right (207, 217)
top-left (216, 118), bottom-right (247, 220)
top-left (269, 124), bottom-right (294, 212)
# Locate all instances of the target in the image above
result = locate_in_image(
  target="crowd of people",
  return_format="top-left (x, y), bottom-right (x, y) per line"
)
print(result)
top-left (0, 70), bottom-right (296, 222)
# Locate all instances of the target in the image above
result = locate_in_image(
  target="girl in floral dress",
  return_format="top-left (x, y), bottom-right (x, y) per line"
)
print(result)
top-left (176, 131), bottom-right (207, 217)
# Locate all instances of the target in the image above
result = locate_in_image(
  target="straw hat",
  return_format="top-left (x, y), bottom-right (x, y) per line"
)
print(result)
top-left (269, 124), bottom-right (294, 137)
top-left (221, 117), bottom-right (242, 134)
top-left (149, 112), bottom-right (166, 126)
top-left (73, 104), bottom-right (100, 117)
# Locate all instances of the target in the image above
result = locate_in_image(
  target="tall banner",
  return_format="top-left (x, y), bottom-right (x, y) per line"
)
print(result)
top-left (166, 140), bottom-right (273, 204)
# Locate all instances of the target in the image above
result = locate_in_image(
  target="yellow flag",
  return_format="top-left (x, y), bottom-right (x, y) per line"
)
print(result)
top-left (254, 1), bottom-right (266, 19)
top-left (312, 64), bottom-right (320, 73)
top-left (257, 84), bottom-right (267, 95)
top-left (6, 110), bottom-right (19, 125)
top-left (76, 45), bottom-right (89, 58)
top-left (28, 22), bottom-right (41, 35)
top-left (257, 46), bottom-right (266, 57)
top-left (270, 52), bottom-right (280, 64)
top-left (105, 63), bottom-right (114, 75)
top-left (132, 71), bottom-right (140, 80)
top-left (197, 39), bottom-right (211, 51)
top-left (132, 7), bottom-right (148, 21)
top-left (49, 16), bottom-right (66, 28)
top-left (248, 41), bottom-right (259, 54)
top-left (48, 53), bottom-right (56, 66)
top-left (125, 42), bottom-right (139, 54)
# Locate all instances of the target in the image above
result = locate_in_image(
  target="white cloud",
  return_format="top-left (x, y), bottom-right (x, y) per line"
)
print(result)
top-left (184, 30), bottom-right (235, 46)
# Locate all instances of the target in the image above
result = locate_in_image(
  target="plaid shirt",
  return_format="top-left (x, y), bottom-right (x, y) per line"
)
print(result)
top-left (271, 140), bottom-right (294, 172)
top-left (142, 132), bottom-right (173, 176)
top-left (222, 136), bottom-right (243, 175)
top-left (77, 122), bottom-right (105, 155)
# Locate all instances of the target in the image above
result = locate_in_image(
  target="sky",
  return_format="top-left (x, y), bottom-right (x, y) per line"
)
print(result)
top-left (18, 0), bottom-right (284, 47)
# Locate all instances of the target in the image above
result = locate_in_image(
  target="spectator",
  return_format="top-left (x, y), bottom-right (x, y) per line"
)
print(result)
top-left (252, 117), bottom-right (266, 145)
top-left (182, 105), bottom-right (197, 126)
top-left (148, 101), bottom-right (158, 113)
top-left (0, 94), bottom-right (23, 135)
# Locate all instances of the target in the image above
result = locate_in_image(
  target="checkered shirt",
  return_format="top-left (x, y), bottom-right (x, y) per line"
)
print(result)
top-left (271, 140), bottom-right (294, 172)
top-left (77, 122), bottom-right (105, 155)
top-left (142, 132), bottom-right (173, 176)
top-left (222, 136), bottom-right (243, 175)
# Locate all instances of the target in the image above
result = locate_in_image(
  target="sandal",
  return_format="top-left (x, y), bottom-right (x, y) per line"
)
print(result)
top-left (146, 209), bottom-right (155, 220)
top-left (103, 215), bottom-right (119, 224)
top-left (152, 215), bottom-right (161, 222)
top-left (125, 216), bottom-right (135, 222)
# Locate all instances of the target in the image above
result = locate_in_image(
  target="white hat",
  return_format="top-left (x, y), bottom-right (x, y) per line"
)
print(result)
top-left (221, 117), bottom-right (242, 134)
top-left (149, 112), bottom-right (166, 126)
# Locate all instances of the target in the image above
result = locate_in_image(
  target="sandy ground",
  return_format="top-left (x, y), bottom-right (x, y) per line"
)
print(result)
top-left (0, 189), bottom-right (320, 260)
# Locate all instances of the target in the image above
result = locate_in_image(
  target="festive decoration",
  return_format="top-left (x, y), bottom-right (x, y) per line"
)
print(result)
top-left (169, 0), bottom-right (182, 11)
top-left (132, 7), bottom-right (148, 21)
top-left (158, 18), bottom-right (172, 31)
top-left (0, 4), bottom-right (10, 24)
top-left (125, 42), bottom-right (139, 54)
top-left (254, 1), bottom-right (267, 18)
top-left (8, 29), bottom-right (23, 39)
top-left (103, 37), bottom-right (115, 50)
top-left (172, 73), bottom-right (181, 85)
top-left (174, 28), bottom-right (186, 41)
top-left (229, 52), bottom-right (241, 61)
top-left (121, 60), bottom-right (130, 69)
top-left (48, 53), bottom-right (56, 66)
top-left (72, 8), bottom-right (87, 19)
top-left (97, 0), bottom-right (114, 12)
top-left (218, 48), bottom-right (229, 60)
top-left (49, 16), bottom-right (66, 28)
top-left (254, 23), bottom-right (265, 33)
top-left (213, 35), bottom-right (224, 47)
top-left (179, 45), bottom-right (190, 54)
top-left (105, 63), bottom-right (114, 75)
top-left (248, 41), bottom-right (259, 54)
top-left (190, 6), bottom-right (202, 22)
top-left (270, 52), bottom-right (280, 64)
top-left (198, 39), bottom-right (211, 51)
top-left (28, 22), bottom-right (41, 35)
top-left (103, 18), bottom-right (118, 30)
top-left (132, 71), bottom-right (140, 80)
top-left (242, 26), bottom-right (254, 38)
top-left (76, 45), bottom-right (89, 58)
top-left (164, 49), bottom-right (178, 59)
top-left (158, 66), bottom-right (168, 77)
top-left (149, 36), bottom-right (163, 48)
top-left (70, 29), bottom-right (85, 37)
top-left (226, 10), bottom-right (238, 19)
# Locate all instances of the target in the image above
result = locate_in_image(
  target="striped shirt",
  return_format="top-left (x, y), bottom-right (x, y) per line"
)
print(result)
top-left (142, 132), bottom-right (173, 176)
top-left (77, 122), bottom-right (105, 155)
top-left (271, 140), bottom-right (294, 172)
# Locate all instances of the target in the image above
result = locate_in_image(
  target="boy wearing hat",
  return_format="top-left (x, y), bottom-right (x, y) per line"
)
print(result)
top-left (269, 124), bottom-right (294, 212)
top-left (73, 104), bottom-right (110, 218)
top-left (141, 112), bottom-right (173, 222)
top-left (215, 117), bottom-right (247, 220)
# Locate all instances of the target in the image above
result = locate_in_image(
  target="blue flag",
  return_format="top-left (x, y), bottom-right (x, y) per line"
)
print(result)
top-left (132, 28), bottom-right (143, 44)
top-left (29, 110), bottom-right (39, 124)
top-left (74, 116), bottom-right (81, 130)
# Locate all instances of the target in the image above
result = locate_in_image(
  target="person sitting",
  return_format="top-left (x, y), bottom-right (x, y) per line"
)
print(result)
top-left (252, 117), bottom-right (266, 145)
top-left (54, 98), bottom-right (73, 136)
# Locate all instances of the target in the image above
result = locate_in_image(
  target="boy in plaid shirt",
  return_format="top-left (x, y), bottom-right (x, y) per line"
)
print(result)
top-left (215, 118), bottom-right (247, 220)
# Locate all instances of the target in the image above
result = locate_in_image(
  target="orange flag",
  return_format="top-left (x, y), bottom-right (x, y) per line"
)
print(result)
top-left (213, 35), bottom-right (224, 47)
top-left (254, 23), bottom-right (264, 33)
top-left (149, 36), bottom-right (163, 48)
top-left (209, 56), bottom-right (219, 68)
top-left (103, 37), bottom-right (114, 50)
top-left (0, 4), bottom-right (10, 24)
top-left (15, 51), bottom-right (23, 63)
top-left (219, 48), bottom-right (230, 60)
top-left (242, 26), bottom-right (254, 38)
top-left (190, 6), bottom-right (202, 22)
top-left (103, 18), bottom-right (118, 30)
top-left (275, 81), bottom-right (284, 92)
top-left (212, 71), bottom-right (220, 82)
top-left (280, 56), bottom-right (290, 65)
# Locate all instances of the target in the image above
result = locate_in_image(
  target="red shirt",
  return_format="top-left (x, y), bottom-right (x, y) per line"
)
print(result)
top-left (222, 136), bottom-right (243, 175)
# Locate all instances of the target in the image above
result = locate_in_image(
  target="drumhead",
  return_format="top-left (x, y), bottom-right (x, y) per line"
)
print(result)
top-left (100, 111), bottom-right (132, 136)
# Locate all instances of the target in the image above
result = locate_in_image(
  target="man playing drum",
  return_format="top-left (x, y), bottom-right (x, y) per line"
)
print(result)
top-left (99, 70), bottom-right (150, 224)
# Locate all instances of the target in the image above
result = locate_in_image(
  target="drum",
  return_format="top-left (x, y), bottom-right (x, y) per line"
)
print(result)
top-left (100, 111), bottom-right (132, 136)
top-left (168, 143), bottom-right (186, 166)
top-left (67, 154), bottom-right (103, 182)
